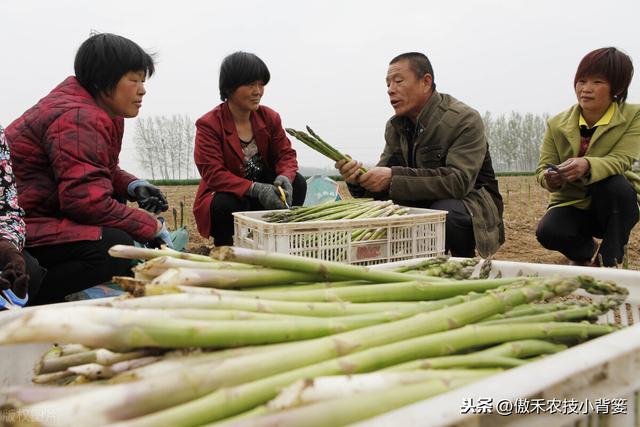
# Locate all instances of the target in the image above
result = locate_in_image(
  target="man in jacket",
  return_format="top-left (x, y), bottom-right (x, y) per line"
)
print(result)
top-left (337, 52), bottom-right (504, 257)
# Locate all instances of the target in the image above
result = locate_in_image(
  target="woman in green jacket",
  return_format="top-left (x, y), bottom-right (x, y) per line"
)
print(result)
top-left (536, 47), bottom-right (640, 267)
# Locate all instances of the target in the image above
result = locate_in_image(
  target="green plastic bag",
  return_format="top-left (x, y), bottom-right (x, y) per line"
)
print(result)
top-left (170, 226), bottom-right (189, 252)
top-left (303, 175), bottom-right (343, 207)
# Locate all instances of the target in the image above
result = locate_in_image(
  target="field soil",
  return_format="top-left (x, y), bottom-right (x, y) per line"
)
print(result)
top-left (159, 176), bottom-right (640, 270)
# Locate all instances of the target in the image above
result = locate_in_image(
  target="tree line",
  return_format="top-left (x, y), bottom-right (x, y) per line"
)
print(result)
top-left (134, 112), bottom-right (550, 178)
top-left (484, 111), bottom-right (549, 172)
top-left (134, 115), bottom-right (197, 180)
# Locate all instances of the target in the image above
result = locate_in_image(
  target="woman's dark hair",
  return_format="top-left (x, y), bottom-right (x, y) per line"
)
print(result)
top-left (390, 52), bottom-right (436, 91)
top-left (219, 51), bottom-right (270, 101)
top-left (574, 47), bottom-right (634, 104)
top-left (74, 33), bottom-right (155, 98)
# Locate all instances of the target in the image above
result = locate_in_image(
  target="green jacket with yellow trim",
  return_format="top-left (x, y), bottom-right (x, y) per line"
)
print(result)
top-left (536, 102), bottom-right (640, 209)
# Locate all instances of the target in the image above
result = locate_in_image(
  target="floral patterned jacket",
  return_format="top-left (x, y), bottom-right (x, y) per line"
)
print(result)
top-left (0, 125), bottom-right (26, 250)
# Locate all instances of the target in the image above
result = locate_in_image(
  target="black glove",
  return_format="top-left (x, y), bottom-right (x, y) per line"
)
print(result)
top-left (248, 182), bottom-right (286, 210)
top-left (133, 182), bottom-right (169, 214)
top-left (273, 175), bottom-right (293, 206)
top-left (0, 239), bottom-right (29, 299)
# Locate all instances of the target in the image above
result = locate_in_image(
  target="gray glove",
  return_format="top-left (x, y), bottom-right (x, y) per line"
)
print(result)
top-left (248, 182), bottom-right (286, 210)
top-left (273, 175), bottom-right (293, 206)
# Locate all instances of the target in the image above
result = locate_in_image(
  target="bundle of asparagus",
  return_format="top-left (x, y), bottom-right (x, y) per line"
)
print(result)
top-left (263, 199), bottom-right (403, 223)
top-left (0, 245), bottom-right (628, 427)
top-left (396, 255), bottom-right (480, 280)
top-left (285, 126), bottom-right (367, 174)
top-left (261, 199), bottom-right (409, 246)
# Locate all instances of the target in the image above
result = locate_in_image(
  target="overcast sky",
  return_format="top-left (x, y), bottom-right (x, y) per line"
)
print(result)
top-left (2, 0), bottom-right (639, 178)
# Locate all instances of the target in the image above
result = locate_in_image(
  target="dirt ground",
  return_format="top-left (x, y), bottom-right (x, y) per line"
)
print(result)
top-left (158, 176), bottom-right (640, 270)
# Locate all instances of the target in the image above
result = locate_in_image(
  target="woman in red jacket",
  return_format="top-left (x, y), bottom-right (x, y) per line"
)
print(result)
top-left (193, 52), bottom-right (306, 245)
top-left (6, 33), bottom-right (172, 304)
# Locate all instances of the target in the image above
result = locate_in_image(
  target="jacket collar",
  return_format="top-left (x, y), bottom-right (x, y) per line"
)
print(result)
top-left (221, 102), bottom-right (268, 133)
top-left (220, 102), bottom-right (269, 163)
top-left (56, 76), bottom-right (95, 102)
top-left (558, 103), bottom-right (626, 155)
top-left (390, 90), bottom-right (442, 132)
top-left (389, 91), bottom-right (442, 163)
top-left (579, 102), bottom-right (616, 129)
top-left (55, 77), bottom-right (124, 140)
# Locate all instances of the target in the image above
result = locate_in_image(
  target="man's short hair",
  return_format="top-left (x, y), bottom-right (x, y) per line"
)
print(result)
top-left (74, 33), bottom-right (155, 98)
top-left (219, 51), bottom-right (271, 102)
top-left (574, 47), bottom-right (634, 104)
top-left (390, 52), bottom-right (436, 90)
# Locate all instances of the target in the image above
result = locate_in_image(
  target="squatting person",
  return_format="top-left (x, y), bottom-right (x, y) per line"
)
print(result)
top-left (536, 47), bottom-right (640, 266)
top-left (335, 52), bottom-right (504, 258)
top-left (193, 51), bottom-right (306, 246)
top-left (5, 33), bottom-right (172, 304)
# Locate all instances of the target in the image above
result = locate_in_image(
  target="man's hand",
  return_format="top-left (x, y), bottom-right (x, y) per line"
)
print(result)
top-left (335, 157), bottom-right (363, 185)
top-left (130, 181), bottom-right (169, 214)
top-left (557, 157), bottom-right (590, 183)
top-left (358, 167), bottom-right (392, 193)
top-left (0, 239), bottom-right (29, 299)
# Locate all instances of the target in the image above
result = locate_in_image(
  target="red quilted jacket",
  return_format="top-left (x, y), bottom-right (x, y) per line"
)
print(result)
top-left (5, 77), bottom-right (158, 247)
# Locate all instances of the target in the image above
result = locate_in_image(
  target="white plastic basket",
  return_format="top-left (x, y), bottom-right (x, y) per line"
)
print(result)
top-left (233, 207), bottom-right (447, 266)
top-left (359, 259), bottom-right (640, 427)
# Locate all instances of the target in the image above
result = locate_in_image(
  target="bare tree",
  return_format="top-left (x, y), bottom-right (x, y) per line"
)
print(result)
top-left (182, 117), bottom-right (196, 179)
top-left (134, 118), bottom-right (158, 180)
top-left (484, 111), bottom-right (549, 172)
top-left (134, 115), bottom-right (196, 179)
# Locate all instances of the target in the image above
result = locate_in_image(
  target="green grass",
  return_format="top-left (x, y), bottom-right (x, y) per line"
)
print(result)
top-left (150, 179), bottom-right (201, 186)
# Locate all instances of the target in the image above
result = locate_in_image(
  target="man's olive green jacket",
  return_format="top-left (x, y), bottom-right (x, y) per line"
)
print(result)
top-left (350, 91), bottom-right (504, 257)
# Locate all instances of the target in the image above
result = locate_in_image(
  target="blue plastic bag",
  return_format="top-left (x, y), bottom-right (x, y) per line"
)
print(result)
top-left (303, 175), bottom-right (343, 207)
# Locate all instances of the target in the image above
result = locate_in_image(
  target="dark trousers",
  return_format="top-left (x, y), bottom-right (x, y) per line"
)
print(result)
top-left (536, 175), bottom-right (639, 266)
top-left (27, 227), bottom-right (135, 304)
top-left (210, 173), bottom-right (307, 246)
top-left (415, 198), bottom-right (476, 257)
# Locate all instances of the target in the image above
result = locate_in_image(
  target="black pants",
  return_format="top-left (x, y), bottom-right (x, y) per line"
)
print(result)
top-left (415, 198), bottom-right (476, 257)
top-left (27, 227), bottom-right (135, 304)
top-left (536, 175), bottom-right (639, 266)
top-left (210, 173), bottom-right (307, 246)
